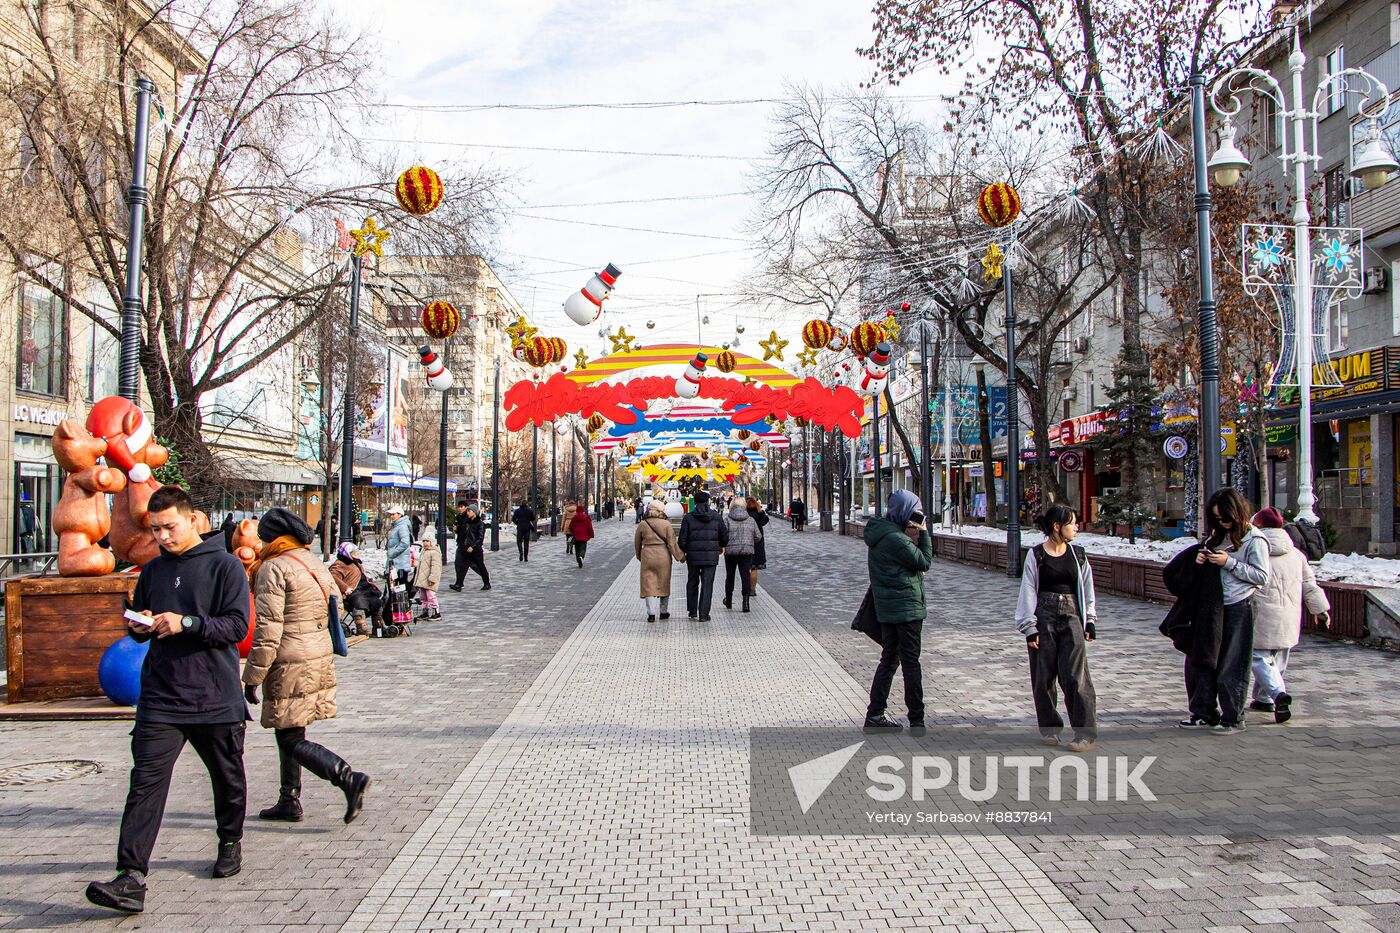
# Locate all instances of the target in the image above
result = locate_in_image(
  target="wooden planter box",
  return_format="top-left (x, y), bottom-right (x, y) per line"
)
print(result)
top-left (5, 574), bottom-right (138, 703)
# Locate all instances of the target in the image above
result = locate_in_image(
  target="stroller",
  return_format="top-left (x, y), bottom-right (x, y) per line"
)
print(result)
top-left (377, 570), bottom-right (416, 638)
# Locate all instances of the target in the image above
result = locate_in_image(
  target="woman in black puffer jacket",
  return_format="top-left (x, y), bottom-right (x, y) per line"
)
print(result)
top-left (746, 497), bottom-right (768, 591)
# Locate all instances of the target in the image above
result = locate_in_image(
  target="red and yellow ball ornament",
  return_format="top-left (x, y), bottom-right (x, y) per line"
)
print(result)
top-left (715, 350), bottom-right (737, 373)
top-left (977, 182), bottom-right (1022, 228)
top-left (801, 319), bottom-right (834, 350)
top-left (396, 166), bottom-right (445, 216)
top-left (549, 336), bottom-right (567, 363)
top-left (850, 321), bottom-right (887, 358)
top-left (586, 414), bottom-right (606, 432)
top-left (420, 300), bottom-right (459, 340)
top-left (524, 336), bottom-right (553, 367)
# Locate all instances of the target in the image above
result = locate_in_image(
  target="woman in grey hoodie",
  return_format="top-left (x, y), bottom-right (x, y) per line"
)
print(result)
top-left (722, 503), bottom-right (758, 612)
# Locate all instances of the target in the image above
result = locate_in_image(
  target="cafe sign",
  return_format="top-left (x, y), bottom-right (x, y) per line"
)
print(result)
top-left (1059, 410), bottom-right (1111, 446)
top-left (1310, 347), bottom-right (1388, 402)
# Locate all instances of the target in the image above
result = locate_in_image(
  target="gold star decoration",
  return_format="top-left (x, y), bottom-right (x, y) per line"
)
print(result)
top-left (506, 316), bottom-right (538, 343)
top-left (350, 217), bottom-right (391, 258)
top-left (982, 242), bottom-right (1005, 282)
top-left (573, 348), bottom-right (590, 370)
top-left (797, 346), bottom-right (819, 368)
top-left (759, 330), bottom-right (788, 361)
top-left (608, 326), bottom-right (637, 354)
top-left (883, 313), bottom-right (902, 344)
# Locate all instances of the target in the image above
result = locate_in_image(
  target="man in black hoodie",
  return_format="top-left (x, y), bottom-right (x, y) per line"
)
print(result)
top-left (86, 486), bottom-right (252, 914)
top-left (678, 490), bottom-right (728, 621)
top-left (449, 501), bottom-right (491, 591)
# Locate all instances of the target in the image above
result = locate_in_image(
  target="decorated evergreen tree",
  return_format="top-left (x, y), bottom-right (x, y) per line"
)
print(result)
top-left (1093, 365), bottom-right (1158, 543)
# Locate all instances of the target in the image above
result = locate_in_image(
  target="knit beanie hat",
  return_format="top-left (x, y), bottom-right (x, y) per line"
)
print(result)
top-left (694, 490), bottom-right (710, 504)
top-left (1252, 506), bottom-right (1286, 529)
top-left (257, 507), bottom-right (315, 544)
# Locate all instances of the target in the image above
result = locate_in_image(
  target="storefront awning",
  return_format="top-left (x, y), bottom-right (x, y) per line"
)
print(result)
top-left (370, 471), bottom-right (458, 492)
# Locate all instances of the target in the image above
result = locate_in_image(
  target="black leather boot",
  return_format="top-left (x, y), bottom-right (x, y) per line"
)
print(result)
top-left (292, 740), bottom-right (372, 824)
top-left (260, 745), bottom-right (304, 821)
top-left (742, 595), bottom-right (750, 612)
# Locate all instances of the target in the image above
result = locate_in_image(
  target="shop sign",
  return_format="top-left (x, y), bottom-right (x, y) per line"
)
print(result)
top-left (1163, 436), bottom-right (1189, 460)
top-left (994, 461), bottom-right (1004, 478)
top-left (1058, 449), bottom-right (1085, 472)
top-left (1059, 410), bottom-right (1111, 446)
top-left (1311, 347), bottom-right (1387, 402)
top-left (11, 404), bottom-right (69, 426)
top-left (1221, 423), bottom-right (1238, 457)
top-left (1265, 424), bottom-right (1297, 445)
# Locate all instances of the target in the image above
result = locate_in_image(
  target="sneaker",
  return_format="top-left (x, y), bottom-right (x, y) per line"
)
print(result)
top-left (481, 584), bottom-right (491, 591)
top-left (659, 613), bottom-right (670, 620)
top-left (448, 584), bottom-right (463, 592)
top-left (688, 613), bottom-right (697, 620)
top-left (85, 871), bottom-right (146, 913)
top-left (1248, 700), bottom-right (1275, 713)
top-left (1177, 717), bottom-right (1216, 729)
top-left (211, 840), bottom-right (241, 878)
top-left (1067, 738), bottom-right (1097, 753)
top-left (647, 615), bottom-right (656, 624)
top-left (863, 714), bottom-right (902, 731)
top-left (1040, 734), bottom-right (1061, 747)
top-left (908, 720), bottom-right (926, 735)
top-left (699, 615), bottom-right (712, 622)
top-left (1274, 692), bottom-right (1292, 724)
top-left (1210, 722), bottom-right (1245, 735)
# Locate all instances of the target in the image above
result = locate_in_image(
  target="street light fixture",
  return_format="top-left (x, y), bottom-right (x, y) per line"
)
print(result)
top-left (1208, 27), bottom-right (1396, 524)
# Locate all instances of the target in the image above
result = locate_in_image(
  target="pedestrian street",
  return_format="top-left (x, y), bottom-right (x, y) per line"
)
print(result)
top-left (1, 521), bottom-right (1398, 931)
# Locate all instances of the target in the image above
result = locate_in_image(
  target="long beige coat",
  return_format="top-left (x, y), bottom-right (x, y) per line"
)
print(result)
top-left (245, 549), bottom-right (338, 729)
top-left (563, 503), bottom-right (578, 535)
top-left (635, 508), bottom-right (684, 597)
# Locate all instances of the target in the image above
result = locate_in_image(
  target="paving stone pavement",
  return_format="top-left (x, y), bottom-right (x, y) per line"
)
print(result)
top-left (342, 537), bottom-right (1092, 933)
top-left (760, 523), bottom-right (1400, 933)
top-left (0, 520), bottom-right (633, 932)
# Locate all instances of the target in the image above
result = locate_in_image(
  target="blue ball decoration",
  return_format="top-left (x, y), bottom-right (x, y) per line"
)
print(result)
top-left (98, 637), bottom-right (148, 707)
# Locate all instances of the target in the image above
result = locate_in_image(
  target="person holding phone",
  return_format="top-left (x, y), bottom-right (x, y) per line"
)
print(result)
top-left (1186, 488), bottom-right (1271, 734)
top-left (864, 490), bottom-right (932, 731)
top-left (86, 486), bottom-right (252, 914)
top-left (1014, 504), bottom-right (1098, 752)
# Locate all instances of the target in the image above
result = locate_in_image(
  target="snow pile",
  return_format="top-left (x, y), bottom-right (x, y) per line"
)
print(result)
top-left (934, 522), bottom-right (1399, 588)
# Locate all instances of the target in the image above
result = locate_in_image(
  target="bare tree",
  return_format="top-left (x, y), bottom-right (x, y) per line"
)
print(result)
top-left (863, 0), bottom-right (1272, 522)
top-left (0, 0), bottom-right (504, 489)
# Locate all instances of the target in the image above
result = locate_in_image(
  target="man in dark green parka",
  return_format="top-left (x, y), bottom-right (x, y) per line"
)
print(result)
top-left (864, 490), bottom-right (932, 730)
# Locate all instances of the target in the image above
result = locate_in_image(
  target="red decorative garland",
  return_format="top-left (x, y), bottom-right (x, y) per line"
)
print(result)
top-left (503, 373), bottom-right (866, 437)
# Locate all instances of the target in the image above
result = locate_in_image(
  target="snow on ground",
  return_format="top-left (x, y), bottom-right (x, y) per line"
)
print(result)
top-left (933, 521), bottom-right (1400, 589)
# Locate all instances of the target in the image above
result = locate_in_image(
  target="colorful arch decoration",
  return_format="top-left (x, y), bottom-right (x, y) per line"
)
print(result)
top-left (569, 343), bottom-right (801, 388)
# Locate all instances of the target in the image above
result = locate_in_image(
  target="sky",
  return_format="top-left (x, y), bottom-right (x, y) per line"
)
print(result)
top-left (337, 0), bottom-right (951, 363)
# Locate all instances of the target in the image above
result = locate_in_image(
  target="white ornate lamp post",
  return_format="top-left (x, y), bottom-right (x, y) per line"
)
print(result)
top-left (1209, 28), bottom-right (1398, 523)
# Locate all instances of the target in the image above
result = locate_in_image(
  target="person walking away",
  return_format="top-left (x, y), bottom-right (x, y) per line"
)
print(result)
top-left (746, 497), bottom-right (768, 592)
top-left (635, 500), bottom-right (685, 622)
top-left (1185, 488), bottom-right (1270, 734)
top-left (86, 486), bottom-right (251, 913)
top-left (569, 506), bottom-right (596, 568)
top-left (385, 506), bottom-right (414, 601)
top-left (863, 490), bottom-right (931, 731)
top-left (789, 497), bottom-right (806, 532)
top-left (1248, 506), bottom-right (1329, 723)
top-left (450, 502), bottom-right (491, 591)
top-left (414, 534), bottom-right (442, 620)
top-left (242, 508), bottom-right (371, 827)
top-left (633, 496), bottom-right (644, 524)
top-left (330, 542), bottom-right (377, 636)
top-left (563, 501), bottom-right (578, 555)
top-left (410, 512), bottom-right (423, 542)
top-left (1014, 504), bottom-right (1099, 752)
top-left (511, 499), bottom-right (537, 562)
top-left (678, 490), bottom-right (727, 621)
top-left (722, 500), bottom-right (758, 612)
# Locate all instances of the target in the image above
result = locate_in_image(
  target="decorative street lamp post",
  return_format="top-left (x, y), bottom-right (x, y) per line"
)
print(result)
top-left (118, 77), bottom-right (155, 402)
top-left (1207, 28), bottom-right (1397, 524)
top-left (490, 355), bottom-right (501, 552)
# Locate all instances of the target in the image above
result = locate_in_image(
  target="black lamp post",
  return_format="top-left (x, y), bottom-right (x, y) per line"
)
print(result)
top-left (1189, 71), bottom-right (1224, 501)
top-left (337, 254), bottom-right (363, 544)
top-left (436, 337), bottom-right (451, 556)
top-left (550, 425), bottom-right (558, 535)
top-left (1004, 265), bottom-right (1022, 577)
top-left (490, 355), bottom-right (500, 552)
top-left (118, 77), bottom-right (155, 402)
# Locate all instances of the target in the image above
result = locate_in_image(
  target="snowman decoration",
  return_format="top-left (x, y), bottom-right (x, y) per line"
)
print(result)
top-left (674, 350), bottom-right (708, 400)
top-left (857, 341), bottom-right (892, 396)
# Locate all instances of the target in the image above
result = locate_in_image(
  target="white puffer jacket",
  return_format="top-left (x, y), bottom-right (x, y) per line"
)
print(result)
top-left (1252, 527), bottom-right (1330, 650)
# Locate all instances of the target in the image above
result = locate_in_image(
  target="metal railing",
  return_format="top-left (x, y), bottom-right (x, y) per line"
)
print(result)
top-left (1317, 467), bottom-right (1373, 512)
top-left (0, 551), bottom-right (58, 585)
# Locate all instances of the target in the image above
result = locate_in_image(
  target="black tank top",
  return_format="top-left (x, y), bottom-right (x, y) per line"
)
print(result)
top-left (1037, 547), bottom-right (1077, 595)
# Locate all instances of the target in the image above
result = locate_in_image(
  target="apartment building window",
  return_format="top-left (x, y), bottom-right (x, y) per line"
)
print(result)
top-left (16, 277), bottom-right (67, 396)
top-left (86, 284), bottom-right (119, 401)
top-left (1323, 46), bottom-right (1346, 116)
top-left (1327, 295), bottom-right (1348, 352)
top-left (1263, 95), bottom-right (1281, 151)
top-left (1323, 164), bottom-right (1348, 226)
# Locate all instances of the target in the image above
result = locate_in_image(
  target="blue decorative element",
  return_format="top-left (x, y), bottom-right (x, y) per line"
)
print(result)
top-left (1251, 235), bottom-right (1284, 272)
top-left (98, 636), bottom-right (148, 707)
top-left (1321, 238), bottom-right (1353, 274)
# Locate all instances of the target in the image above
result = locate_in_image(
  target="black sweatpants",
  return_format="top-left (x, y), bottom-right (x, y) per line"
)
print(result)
top-left (723, 553), bottom-right (753, 602)
top-left (574, 540), bottom-right (588, 565)
top-left (867, 621), bottom-right (924, 723)
top-left (1186, 600), bottom-right (1254, 727)
top-left (1028, 593), bottom-right (1097, 741)
top-left (116, 720), bottom-right (247, 874)
top-left (686, 564), bottom-right (718, 617)
top-left (515, 529), bottom-right (531, 561)
top-left (454, 546), bottom-right (489, 587)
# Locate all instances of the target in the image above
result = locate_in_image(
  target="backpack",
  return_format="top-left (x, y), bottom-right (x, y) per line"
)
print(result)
top-left (1284, 521), bottom-right (1326, 561)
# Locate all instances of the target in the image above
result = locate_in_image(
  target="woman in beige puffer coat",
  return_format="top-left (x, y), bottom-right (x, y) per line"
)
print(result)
top-left (243, 507), bottom-right (371, 826)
